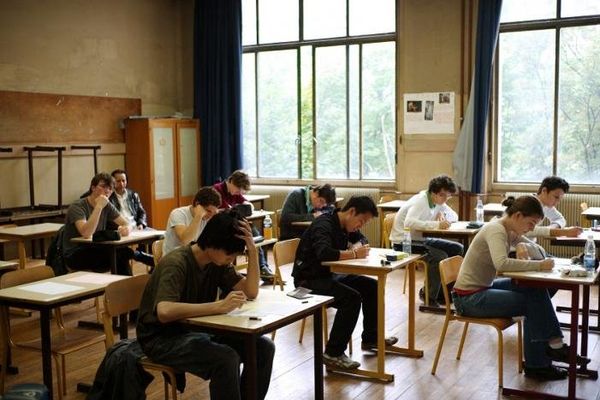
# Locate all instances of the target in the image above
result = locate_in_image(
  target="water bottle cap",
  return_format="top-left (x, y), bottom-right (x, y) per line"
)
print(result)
top-left (588, 234), bottom-right (594, 239)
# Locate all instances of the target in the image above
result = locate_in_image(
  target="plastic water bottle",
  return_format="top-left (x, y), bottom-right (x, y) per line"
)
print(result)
top-left (263, 213), bottom-right (273, 240)
top-left (402, 227), bottom-right (412, 255)
top-left (476, 196), bottom-right (484, 224)
top-left (583, 234), bottom-right (596, 274)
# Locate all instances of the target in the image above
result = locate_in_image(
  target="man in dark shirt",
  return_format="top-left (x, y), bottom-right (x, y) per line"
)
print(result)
top-left (280, 183), bottom-right (336, 240)
top-left (292, 196), bottom-right (397, 370)
top-left (212, 170), bottom-right (275, 283)
top-left (137, 210), bottom-right (275, 400)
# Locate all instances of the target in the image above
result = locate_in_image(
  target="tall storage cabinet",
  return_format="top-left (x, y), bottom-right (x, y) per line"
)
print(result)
top-left (124, 118), bottom-right (201, 229)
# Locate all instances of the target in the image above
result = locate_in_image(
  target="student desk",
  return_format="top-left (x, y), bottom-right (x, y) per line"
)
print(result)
top-left (0, 261), bottom-right (18, 274)
top-left (416, 221), bottom-right (483, 250)
top-left (0, 223), bottom-right (64, 269)
top-left (323, 250), bottom-right (425, 382)
top-left (71, 229), bottom-right (164, 274)
top-left (245, 194), bottom-right (270, 211)
top-left (376, 200), bottom-right (407, 247)
top-left (0, 272), bottom-right (130, 399)
top-left (183, 289), bottom-right (333, 400)
top-left (482, 202), bottom-right (505, 217)
top-left (501, 261), bottom-right (599, 400)
top-left (581, 207), bottom-right (600, 221)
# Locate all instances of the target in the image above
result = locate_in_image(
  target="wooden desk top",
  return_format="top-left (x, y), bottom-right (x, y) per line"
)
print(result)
top-left (376, 200), bottom-right (406, 211)
top-left (184, 288), bottom-right (333, 334)
top-left (323, 248), bottom-right (423, 273)
top-left (71, 229), bottom-right (164, 245)
top-left (245, 194), bottom-right (270, 202)
top-left (0, 223), bottom-right (63, 240)
top-left (417, 221), bottom-right (483, 236)
top-left (582, 207), bottom-right (600, 218)
top-left (0, 271), bottom-right (129, 305)
top-left (482, 203), bottom-right (506, 215)
top-left (551, 229), bottom-right (600, 245)
top-left (0, 261), bottom-right (18, 271)
top-left (247, 210), bottom-right (274, 220)
top-left (502, 258), bottom-right (598, 286)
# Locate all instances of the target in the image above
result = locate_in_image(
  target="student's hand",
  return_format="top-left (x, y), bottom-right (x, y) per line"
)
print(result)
top-left (95, 195), bottom-right (109, 209)
top-left (313, 210), bottom-right (322, 218)
top-left (563, 226), bottom-right (583, 237)
top-left (438, 220), bottom-right (451, 230)
top-left (354, 244), bottom-right (370, 259)
top-left (435, 212), bottom-right (446, 222)
top-left (193, 204), bottom-right (206, 218)
top-left (515, 243), bottom-right (530, 260)
top-left (235, 219), bottom-right (254, 248)
top-left (219, 290), bottom-right (247, 313)
top-left (539, 258), bottom-right (554, 271)
top-left (117, 225), bottom-right (130, 237)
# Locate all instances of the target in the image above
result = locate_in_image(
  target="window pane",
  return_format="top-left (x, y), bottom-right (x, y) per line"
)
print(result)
top-left (500, 0), bottom-right (556, 23)
top-left (362, 42), bottom-right (395, 180)
top-left (304, 0), bottom-right (346, 40)
top-left (242, 54), bottom-right (257, 175)
top-left (349, 0), bottom-right (395, 36)
top-left (257, 50), bottom-right (298, 177)
top-left (258, 0), bottom-right (298, 44)
top-left (242, 0), bottom-right (256, 46)
top-left (557, 26), bottom-right (600, 183)
top-left (300, 46), bottom-right (314, 179)
top-left (349, 45), bottom-right (360, 179)
top-left (562, 0), bottom-right (600, 18)
top-left (497, 30), bottom-right (554, 182)
top-left (315, 46), bottom-right (347, 179)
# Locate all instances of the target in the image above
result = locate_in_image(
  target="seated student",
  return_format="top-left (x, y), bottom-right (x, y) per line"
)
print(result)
top-left (213, 170), bottom-right (275, 283)
top-left (528, 176), bottom-right (582, 238)
top-left (452, 195), bottom-right (590, 381)
top-left (280, 183), bottom-right (336, 240)
top-left (389, 175), bottom-right (464, 306)
top-left (62, 172), bottom-right (133, 275)
top-left (136, 210), bottom-right (275, 400)
top-left (292, 196), bottom-right (397, 370)
top-left (162, 186), bottom-right (221, 256)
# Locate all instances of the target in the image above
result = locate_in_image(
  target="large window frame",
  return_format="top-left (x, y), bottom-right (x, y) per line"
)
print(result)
top-left (491, 3), bottom-right (600, 192)
top-left (242, 0), bottom-right (397, 186)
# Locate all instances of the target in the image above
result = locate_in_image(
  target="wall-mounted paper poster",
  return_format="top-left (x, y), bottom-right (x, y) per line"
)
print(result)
top-left (403, 92), bottom-right (455, 134)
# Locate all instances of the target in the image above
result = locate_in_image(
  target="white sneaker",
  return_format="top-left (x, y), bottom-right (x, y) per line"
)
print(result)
top-left (322, 352), bottom-right (360, 370)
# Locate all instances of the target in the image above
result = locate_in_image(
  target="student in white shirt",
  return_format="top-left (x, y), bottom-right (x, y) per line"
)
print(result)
top-left (389, 175), bottom-right (464, 306)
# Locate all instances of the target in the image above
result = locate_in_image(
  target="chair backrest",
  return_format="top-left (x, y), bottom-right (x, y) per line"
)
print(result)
top-left (103, 274), bottom-right (150, 347)
top-left (378, 194), bottom-right (400, 204)
top-left (382, 213), bottom-right (396, 248)
top-left (438, 256), bottom-right (463, 309)
top-left (273, 238), bottom-right (300, 269)
top-left (152, 239), bottom-right (164, 267)
top-left (275, 209), bottom-right (282, 239)
top-left (0, 265), bottom-right (54, 289)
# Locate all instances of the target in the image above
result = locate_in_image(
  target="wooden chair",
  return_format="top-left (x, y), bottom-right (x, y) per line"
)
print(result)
top-left (580, 202), bottom-right (592, 228)
top-left (431, 256), bottom-right (523, 388)
top-left (275, 208), bottom-right (282, 239)
top-left (272, 238), bottom-right (297, 291)
top-left (0, 266), bottom-right (106, 399)
top-left (103, 274), bottom-right (181, 400)
top-left (152, 239), bottom-right (164, 267)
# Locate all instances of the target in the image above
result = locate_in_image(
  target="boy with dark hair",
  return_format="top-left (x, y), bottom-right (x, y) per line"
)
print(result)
top-left (213, 170), bottom-right (275, 283)
top-left (162, 186), bottom-right (222, 256)
top-left (389, 174), bottom-right (464, 307)
top-left (137, 210), bottom-right (275, 400)
top-left (530, 176), bottom-right (582, 238)
top-left (280, 183), bottom-right (337, 240)
top-left (292, 195), bottom-right (397, 370)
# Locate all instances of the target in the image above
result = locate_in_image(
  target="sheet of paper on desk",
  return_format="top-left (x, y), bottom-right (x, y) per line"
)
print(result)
top-left (66, 273), bottom-right (126, 284)
top-left (229, 302), bottom-right (306, 317)
top-left (19, 282), bottom-right (83, 295)
top-left (229, 309), bottom-right (267, 318)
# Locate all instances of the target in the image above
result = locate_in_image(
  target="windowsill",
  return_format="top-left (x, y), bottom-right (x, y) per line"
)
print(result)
top-left (250, 178), bottom-right (397, 189)
top-left (491, 181), bottom-right (600, 194)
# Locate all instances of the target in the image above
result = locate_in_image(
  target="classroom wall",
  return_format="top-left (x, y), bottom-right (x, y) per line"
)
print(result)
top-left (0, 0), bottom-right (194, 207)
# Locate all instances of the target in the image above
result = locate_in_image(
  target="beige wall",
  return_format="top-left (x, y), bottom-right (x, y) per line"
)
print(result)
top-left (0, 0), bottom-right (194, 207)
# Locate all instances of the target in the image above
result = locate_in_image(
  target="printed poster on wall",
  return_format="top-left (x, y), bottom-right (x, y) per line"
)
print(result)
top-left (403, 92), bottom-right (455, 134)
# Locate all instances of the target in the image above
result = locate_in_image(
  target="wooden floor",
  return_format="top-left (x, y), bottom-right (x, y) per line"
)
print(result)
top-left (3, 260), bottom-right (599, 400)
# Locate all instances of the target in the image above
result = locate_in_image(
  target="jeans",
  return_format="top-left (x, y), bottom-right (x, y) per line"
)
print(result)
top-left (296, 274), bottom-right (378, 356)
top-left (420, 238), bottom-right (463, 300)
top-left (452, 277), bottom-right (563, 368)
top-left (143, 332), bottom-right (275, 400)
top-left (65, 246), bottom-right (133, 275)
top-left (251, 225), bottom-right (269, 269)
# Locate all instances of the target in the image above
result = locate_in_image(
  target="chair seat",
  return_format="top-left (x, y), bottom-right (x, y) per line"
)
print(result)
top-left (139, 356), bottom-right (178, 373)
top-left (455, 315), bottom-right (515, 331)
top-left (16, 330), bottom-right (106, 355)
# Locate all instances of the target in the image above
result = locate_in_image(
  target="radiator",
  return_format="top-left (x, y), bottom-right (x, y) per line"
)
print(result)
top-left (505, 192), bottom-right (600, 258)
top-left (249, 186), bottom-right (381, 244)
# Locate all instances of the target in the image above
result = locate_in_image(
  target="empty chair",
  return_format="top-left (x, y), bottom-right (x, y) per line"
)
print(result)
top-left (152, 239), bottom-right (164, 267)
top-left (102, 273), bottom-right (182, 400)
top-left (431, 256), bottom-right (523, 388)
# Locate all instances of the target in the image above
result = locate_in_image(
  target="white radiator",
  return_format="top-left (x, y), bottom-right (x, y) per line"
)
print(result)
top-left (249, 186), bottom-right (381, 244)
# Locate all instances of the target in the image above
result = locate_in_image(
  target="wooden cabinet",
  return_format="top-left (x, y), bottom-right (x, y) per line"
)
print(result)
top-left (124, 118), bottom-right (201, 229)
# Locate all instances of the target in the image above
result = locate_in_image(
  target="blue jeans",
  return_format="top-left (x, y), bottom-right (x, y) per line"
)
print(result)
top-left (452, 278), bottom-right (563, 368)
top-left (420, 238), bottom-right (464, 300)
top-left (143, 332), bottom-right (275, 400)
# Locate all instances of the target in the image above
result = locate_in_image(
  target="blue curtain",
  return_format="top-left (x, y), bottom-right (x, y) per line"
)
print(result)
top-left (453, 0), bottom-right (503, 193)
top-left (194, 0), bottom-right (242, 185)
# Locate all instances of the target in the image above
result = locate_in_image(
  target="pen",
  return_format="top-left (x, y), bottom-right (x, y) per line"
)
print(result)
top-left (302, 300), bottom-right (309, 303)
top-left (249, 316), bottom-right (262, 321)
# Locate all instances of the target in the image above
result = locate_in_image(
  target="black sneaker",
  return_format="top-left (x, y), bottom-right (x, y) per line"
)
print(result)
top-left (361, 336), bottom-right (399, 351)
top-left (524, 365), bottom-right (568, 381)
top-left (546, 344), bottom-right (591, 366)
top-left (418, 287), bottom-right (440, 307)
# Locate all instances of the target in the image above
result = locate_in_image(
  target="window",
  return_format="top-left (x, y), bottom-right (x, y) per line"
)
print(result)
top-left (241, 0), bottom-right (396, 181)
top-left (496, 0), bottom-right (600, 184)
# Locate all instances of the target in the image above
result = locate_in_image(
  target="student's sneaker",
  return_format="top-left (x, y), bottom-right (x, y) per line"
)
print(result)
top-left (524, 365), bottom-right (568, 381)
top-left (418, 287), bottom-right (440, 308)
top-left (361, 336), bottom-right (399, 351)
top-left (260, 265), bottom-right (275, 284)
top-left (322, 352), bottom-right (361, 370)
top-left (546, 344), bottom-right (591, 366)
